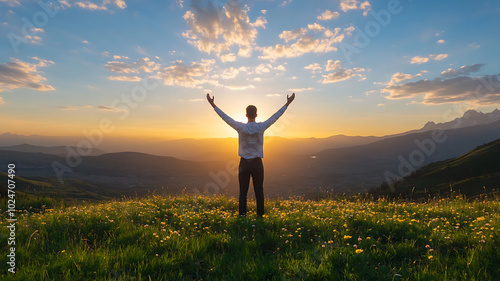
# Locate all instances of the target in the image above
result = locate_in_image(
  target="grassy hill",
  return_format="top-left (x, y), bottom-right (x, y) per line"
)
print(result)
top-left (0, 171), bottom-right (110, 202)
top-left (1, 194), bottom-right (499, 280)
top-left (375, 139), bottom-right (500, 198)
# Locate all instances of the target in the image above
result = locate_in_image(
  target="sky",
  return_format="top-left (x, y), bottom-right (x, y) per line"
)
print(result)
top-left (1, 0), bottom-right (500, 140)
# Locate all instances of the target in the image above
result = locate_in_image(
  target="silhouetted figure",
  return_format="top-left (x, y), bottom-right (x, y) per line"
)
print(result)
top-left (207, 93), bottom-right (295, 217)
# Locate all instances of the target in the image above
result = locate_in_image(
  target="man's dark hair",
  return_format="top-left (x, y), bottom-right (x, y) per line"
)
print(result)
top-left (246, 105), bottom-right (257, 119)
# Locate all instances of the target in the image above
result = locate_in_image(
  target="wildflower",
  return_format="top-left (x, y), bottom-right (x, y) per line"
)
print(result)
top-left (428, 255), bottom-right (433, 260)
top-left (355, 249), bottom-right (364, 254)
top-left (343, 235), bottom-right (352, 239)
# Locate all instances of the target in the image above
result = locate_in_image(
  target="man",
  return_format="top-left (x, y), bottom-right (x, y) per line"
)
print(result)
top-left (207, 93), bottom-right (295, 218)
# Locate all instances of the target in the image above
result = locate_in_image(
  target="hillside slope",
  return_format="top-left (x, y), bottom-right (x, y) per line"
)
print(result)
top-left (376, 139), bottom-right (500, 197)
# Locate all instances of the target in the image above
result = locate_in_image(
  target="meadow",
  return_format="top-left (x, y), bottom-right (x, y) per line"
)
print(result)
top-left (1, 193), bottom-right (499, 280)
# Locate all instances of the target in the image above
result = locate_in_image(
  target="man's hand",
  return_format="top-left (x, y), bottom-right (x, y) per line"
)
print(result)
top-left (207, 93), bottom-right (216, 108)
top-left (286, 93), bottom-right (295, 106)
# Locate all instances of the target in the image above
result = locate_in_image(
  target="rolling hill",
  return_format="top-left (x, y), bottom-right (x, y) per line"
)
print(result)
top-left (373, 138), bottom-right (500, 198)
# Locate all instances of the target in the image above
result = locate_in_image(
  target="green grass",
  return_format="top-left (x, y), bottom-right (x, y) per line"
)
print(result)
top-left (1, 194), bottom-right (500, 280)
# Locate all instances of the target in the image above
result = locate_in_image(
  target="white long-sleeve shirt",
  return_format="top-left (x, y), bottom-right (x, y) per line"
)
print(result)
top-left (214, 105), bottom-right (288, 159)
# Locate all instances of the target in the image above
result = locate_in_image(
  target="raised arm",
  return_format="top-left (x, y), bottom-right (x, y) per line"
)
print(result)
top-left (261, 93), bottom-right (295, 130)
top-left (207, 93), bottom-right (245, 132)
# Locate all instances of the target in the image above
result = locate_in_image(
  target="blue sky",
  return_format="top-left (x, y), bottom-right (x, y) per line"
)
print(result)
top-left (1, 0), bottom-right (499, 139)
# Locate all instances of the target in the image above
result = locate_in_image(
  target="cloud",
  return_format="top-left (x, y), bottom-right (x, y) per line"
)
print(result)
top-left (437, 39), bottom-right (445, 44)
top-left (58, 105), bottom-right (125, 112)
top-left (384, 71), bottom-right (424, 85)
top-left (321, 61), bottom-right (365, 84)
top-left (107, 76), bottom-right (142, 82)
top-left (304, 63), bottom-right (322, 72)
top-left (469, 43), bottom-right (480, 49)
top-left (317, 10), bottom-right (339, 21)
top-left (220, 53), bottom-right (236, 62)
top-left (326, 60), bottom-right (341, 71)
top-left (383, 74), bottom-right (500, 105)
top-left (0, 0), bottom-right (20, 6)
top-left (322, 68), bottom-right (365, 84)
top-left (340, 0), bottom-right (371, 15)
top-left (154, 59), bottom-right (217, 88)
top-left (410, 54), bottom-right (448, 64)
top-left (0, 58), bottom-right (55, 92)
top-left (288, 87), bottom-right (314, 92)
top-left (441, 64), bottom-right (484, 78)
top-left (74, 0), bottom-right (127, 11)
top-left (105, 57), bottom-right (160, 74)
top-left (0, 96), bottom-right (4, 104)
top-left (259, 24), bottom-right (344, 61)
top-left (225, 84), bottom-right (255, 90)
top-left (182, 0), bottom-right (266, 58)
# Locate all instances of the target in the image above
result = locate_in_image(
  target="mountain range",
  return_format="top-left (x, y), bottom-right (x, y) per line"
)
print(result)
top-left (1, 108), bottom-right (499, 199)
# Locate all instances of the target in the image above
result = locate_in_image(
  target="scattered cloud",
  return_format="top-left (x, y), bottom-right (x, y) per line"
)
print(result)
top-left (340, 0), bottom-right (371, 16)
top-left (154, 59), bottom-right (217, 88)
top-left (437, 39), bottom-right (445, 44)
top-left (182, 0), bottom-right (266, 58)
top-left (304, 63), bottom-right (322, 72)
top-left (0, 0), bottom-right (20, 6)
top-left (381, 71), bottom-right (424, 85)
top-left (321, 61), bottom-right (365, 84)
top-left (74, 0), bottom-right (126, 11)
top-left (259, 22), bottom-right (344, 61)
top-left (441, 64), bottom-right (484, 78)
top-left (0, 96), bottom-right (4, 104)
top-left (288, 87), bottom-right (314, 92)
top-left (322, 67), bottom-right (365, 84)
top-left (59, 105), bottom-right (126, 112)
top-left (107, 76), bottom-right (142, 82)
top-left (220, 53), bottom-right (236, 62)
top-left (410, 54), bottom-right (448, 64)
top-left (112, 55), bottom-right (129, 60)
top-left (383, 73), bottom-right (500, 105)
top-left (0, 57), bottom-right (55, 92)
top-left (225, 84), bottom-right (255, 90)
top-left (325, 60), bottom-right (341, 71)
top-left (468, 42), bottom-right (480, 49)
top-left (105, 57), bottom-right (160, 74)
top-left (317, 10), bottom-right (339, 21)
top-left (82, 40), bottom-right (89, 44)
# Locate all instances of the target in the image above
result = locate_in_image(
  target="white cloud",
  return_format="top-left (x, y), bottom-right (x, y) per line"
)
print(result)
top-left (105, 57), bottom-right (160, 74)
top-left (220, 53), bottom-right (236, 62)
top-left (410, 53), bottom-right (448, 64)
top-left (107, 76), bottom-right (142, 82)
top-left (74, 1), bottom-right (108, 10)
top-left (74, 0), bottom-right (126, 11)
top-left (317, 10), bottom-right (339, 21)
top-left (154, 59), bottom-right (217, 88)
top-left (59, 105), bottom-right (126, 112)
top-left (288, 87), bottom-right (313, 92)
top-left (259, 26), bottom-right (344, 61)
top-left (340, 0), bottom-right (371, 15)
top-left (383, 73), bottom-right (500, 105)
top-left (437, 39), bottom-right (445, 44)
top-left (441, 64), bottom-right (484, 78)
top-left (304, 63), bottom-right (322, 72)
top-left (225, 84), bottom-right (255, 90)
top-left (326, 60), bottom-right (341, 71)
top-left (321, 62), bottom-right (365, 84)
top-left (182, 0), bottom-right (266, 58)
top-left (0, 58), bottom-right (55, 92)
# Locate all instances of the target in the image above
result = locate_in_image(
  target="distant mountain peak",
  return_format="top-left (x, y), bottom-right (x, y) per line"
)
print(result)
top-left (415, 108), bottom-right (500, 134)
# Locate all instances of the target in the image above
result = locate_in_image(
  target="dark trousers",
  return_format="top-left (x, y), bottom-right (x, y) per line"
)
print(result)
top-left (238, 157), bottom-right (264, 216)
